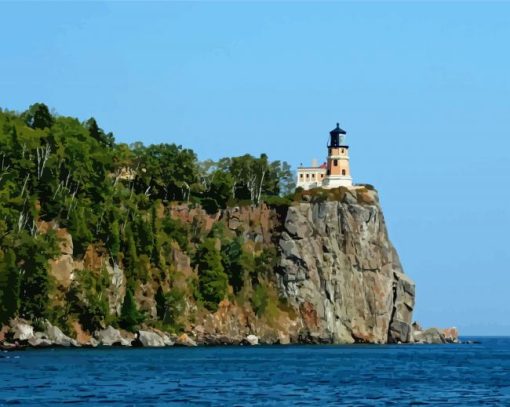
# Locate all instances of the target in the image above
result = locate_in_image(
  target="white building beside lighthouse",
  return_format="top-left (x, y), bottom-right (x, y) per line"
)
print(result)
top-left (296, 123), bottom-right (353, 190)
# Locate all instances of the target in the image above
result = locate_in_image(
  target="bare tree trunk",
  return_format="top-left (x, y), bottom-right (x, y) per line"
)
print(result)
top-left (20, 174), bottom-right (30, 197)
top-left (36, 145), bottom-right (51, 179)
top-left (256, 169), bottom-right (266, 205)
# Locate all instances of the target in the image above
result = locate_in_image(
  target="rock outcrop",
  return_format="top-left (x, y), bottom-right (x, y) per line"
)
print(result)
top-left (412, 325), bottom-right (460, 344)
top-left (43, 321), bottom-right (80, 347)
top-left (94, 326), bottom-right (132, 347)
top-left (277, 187), bottom-right (415, 344)
top-left (137, 330), bottom-right (166, 347)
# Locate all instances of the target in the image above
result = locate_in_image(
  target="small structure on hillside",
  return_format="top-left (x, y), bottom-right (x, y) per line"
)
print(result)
top-left (296, 123), bottom-right (353, 190)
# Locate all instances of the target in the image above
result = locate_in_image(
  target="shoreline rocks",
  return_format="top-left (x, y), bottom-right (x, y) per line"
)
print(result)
top-left (0, 320), bottom-right (472, 350)
top-left (94, 326), bottom-right (132, 347)
top-left (412, 323), bottom-right (460, 344)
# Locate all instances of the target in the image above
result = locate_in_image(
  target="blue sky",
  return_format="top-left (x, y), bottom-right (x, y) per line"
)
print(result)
top-left (1, 2), bottom-right (509, 335)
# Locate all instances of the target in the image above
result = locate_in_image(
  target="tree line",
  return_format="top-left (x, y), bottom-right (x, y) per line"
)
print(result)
top-left (0, 103), bottom-right (295, 330)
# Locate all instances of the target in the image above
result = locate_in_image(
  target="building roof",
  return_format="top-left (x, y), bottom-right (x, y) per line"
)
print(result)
top-left (298, 166), bottom-right (327, 170)
top-left (330, 123), bottom-right (346, 135)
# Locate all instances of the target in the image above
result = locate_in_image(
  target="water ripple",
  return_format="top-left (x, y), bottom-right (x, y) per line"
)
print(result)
top-left (0, 338), bottom-right (508, 405)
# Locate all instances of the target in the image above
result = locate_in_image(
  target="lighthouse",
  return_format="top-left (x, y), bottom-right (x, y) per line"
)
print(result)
top-left (296, 123), bottom-right (353, 190)
top-left (321, 123), bottom-right (353, 188)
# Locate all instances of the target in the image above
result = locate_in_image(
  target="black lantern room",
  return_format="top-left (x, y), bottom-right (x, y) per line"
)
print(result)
top-left (328, 123), bottom-right (347, 148)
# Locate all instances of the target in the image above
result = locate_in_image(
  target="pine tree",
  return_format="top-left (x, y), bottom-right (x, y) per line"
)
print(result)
top-left (18, 235), bottom-right (55, 320)
top-left (119, 288), bottom-right (143, 332)
top-left (109, 219), bottom-right (120, 262)
top-left (155, 285), bottom-right (166, 320)
top-left (136, 215), bottom-right (154, 257)
top-left (196, 238), bottom-right (228, 311)
top-left (221, 237), bottom-right (245, 294)
top-left (69, 206), bottom-right (93, 256)
top-left (0, 250), bottom-right (19, 323)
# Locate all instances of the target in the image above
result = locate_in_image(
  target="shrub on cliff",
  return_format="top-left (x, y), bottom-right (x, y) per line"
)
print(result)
top-left (161, 216), bottom-right (189, 252)
top-left (262, 195), bottom-right (292, 209)
top-left (195, 238), bottom-right (228, 312)
top-left (251, 281), bottom-right (280, 322)
top-left (69, 268), bottom-right (112, 332)
top-left (155, 285), bottom-right (185, 331)
top-left (251, 284), bottom-right (269, 316)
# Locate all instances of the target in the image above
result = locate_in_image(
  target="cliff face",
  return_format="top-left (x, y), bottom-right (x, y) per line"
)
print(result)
top-left (9, 186), bottom-right (415, 347)
top-left (277, 188), bottom-right (415, 344)
top-left (190, 186), bottom-right (415, 344)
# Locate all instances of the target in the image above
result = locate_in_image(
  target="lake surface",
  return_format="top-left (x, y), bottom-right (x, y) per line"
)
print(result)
top-left (1, 337), bottom-right (509, 406)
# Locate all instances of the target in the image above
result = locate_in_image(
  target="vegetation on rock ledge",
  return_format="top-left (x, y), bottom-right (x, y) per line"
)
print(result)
top-left (0, 103), bottom-right (296, 333)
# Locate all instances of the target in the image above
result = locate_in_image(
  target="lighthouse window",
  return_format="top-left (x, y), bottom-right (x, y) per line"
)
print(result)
top-left (306, 173), bottom-right (309, 179)
top-left (300, 174), bottom-right (303, 179)
top-left (342, 169), bottom-right (346, 175)
top-left (341, 149), bottom-right (344, 154)
top-left (333, 159), bottom-right (338, 166)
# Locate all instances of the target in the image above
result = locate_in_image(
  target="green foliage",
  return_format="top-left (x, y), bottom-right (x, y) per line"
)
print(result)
top-left (262, 194), bottom-right (292, 209)
top-left (251, 281), bottom-right (281, 322)
top-left (109, 219), bottom-right (121, 261)
top-left (162, 287), bottom-right (185, 330)
top-left (251, 284), bottom-right (269, 316)
top-left (195, 238), bottom-right (228, 311)
top-left (221, 237), bottom-right (245, 294)
top-left (0, 249), bottom-right (20, 323)
top-left (22, 103), bottom-right (54, 129)
top-left (155, 283), bottom-right (186, 332)
top-left (123, 223), bottom-right (138, 280)
top-left (119, 288), bottom-right (144, 332)
top-left (17, 231), bottom-right (59, 320)
top-left (135, 215), bottom-right (154, 257)
top-left (291, 186), bottom-right (352, 203)
top-left (200, 197), bottom-right (220, 215)
top-left (155, 285), bottom-right (166, 320)
top-left (69, 268), bottom-right (111, 332)
top-left (68, 206), bottom-right (93, 256)
top-left (161, 216), bottom-right (189, 251)
top-left (0, 103), bottom-right (295, 330)
top-left (254, 247), bottom-right (277, 280)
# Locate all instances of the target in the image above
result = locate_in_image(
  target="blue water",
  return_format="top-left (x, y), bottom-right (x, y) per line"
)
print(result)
top-left (1, 338), bottom-right (510, 406)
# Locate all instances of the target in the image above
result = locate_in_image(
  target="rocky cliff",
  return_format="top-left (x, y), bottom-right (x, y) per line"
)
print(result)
top-left (1, 186), bottom-right (421, 348)
top-left (277, 187), bottom-right (414, 344)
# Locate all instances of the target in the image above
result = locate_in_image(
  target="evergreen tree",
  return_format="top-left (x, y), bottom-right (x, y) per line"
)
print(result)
top-left (0, 104), bottom-right (294, 331)
top-left (0, 249), bottom-right (20, 323)
top-left (23, 102), bottom-right (54, 129)
top-left (119, 288), bottom-right (143, 331)
top-left (123, 223), bottom-right (138, 280)
top-left (17, 233), bottom-right (58, 320)
top-left (155, 285), bottom-right (166, 320)
top-left (109, 219), bottom-right (120, 262)
top-left (163, 288), bottom-right (185, 327)
top-left (221, 237), bottom-right (245, 294)
top-left (196, 238), bottom-right (228, 311)
top-left (68, 206), bottom-right (94, 257)
top-left (136, 215), bottom-right (154, 257)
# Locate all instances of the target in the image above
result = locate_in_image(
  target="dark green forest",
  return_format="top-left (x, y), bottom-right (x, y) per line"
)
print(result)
top-left (0, 103), bottom-right (295, 332)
